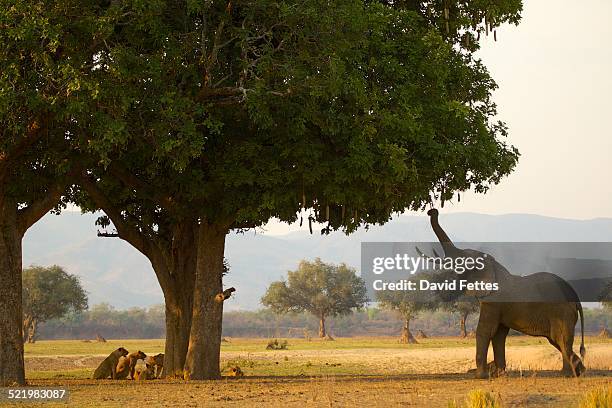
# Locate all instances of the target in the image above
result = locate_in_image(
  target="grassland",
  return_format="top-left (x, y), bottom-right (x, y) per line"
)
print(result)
top-left (4, 336), bottom-right (611, 407)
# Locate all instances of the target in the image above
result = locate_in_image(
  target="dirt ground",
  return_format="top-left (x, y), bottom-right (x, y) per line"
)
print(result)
top-left (3, 337), bottom-right (610, 407)
top-left (11, 374), bottom-right (612, 408)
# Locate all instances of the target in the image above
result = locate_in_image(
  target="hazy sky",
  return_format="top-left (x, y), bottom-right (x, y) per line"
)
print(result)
top-left (261, 0), bottom-right (612, 235)
top-left (466, 0), bottom-right (612, 220)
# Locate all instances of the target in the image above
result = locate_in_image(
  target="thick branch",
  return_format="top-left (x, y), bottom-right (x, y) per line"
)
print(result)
top-left (107, 162), bottom-right (175, 211)
top-left (17, 182), bottom-right (66, 236)
top-left (79, 175), bottom-right (152, 257)
top-left (196, 86), bottom-right (247, 104)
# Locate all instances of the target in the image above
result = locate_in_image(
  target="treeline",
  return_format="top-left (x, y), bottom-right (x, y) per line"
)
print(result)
top-left (38, 304), bottom-right (611, 340)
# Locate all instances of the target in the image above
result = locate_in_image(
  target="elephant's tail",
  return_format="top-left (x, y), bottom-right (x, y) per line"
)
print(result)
top-left (577, 302), bottom-right (585, 359)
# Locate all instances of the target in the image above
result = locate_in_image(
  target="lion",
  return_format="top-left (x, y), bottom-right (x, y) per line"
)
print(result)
top-left (116, 350), bottom-right (147, 380)
top-left (227, 366), bottom-right (244, 377)
top-left (92, 347), bottom-right (129, 379)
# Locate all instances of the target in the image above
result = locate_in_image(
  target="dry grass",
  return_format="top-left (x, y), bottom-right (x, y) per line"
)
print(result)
top-left (12, 336), bottom-right (612, 407)
top-left (579, 387), bottom-right (612, 408)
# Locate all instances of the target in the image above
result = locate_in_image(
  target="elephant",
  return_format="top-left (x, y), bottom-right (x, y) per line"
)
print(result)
top-left (426, 209), bottom-right (585, 378)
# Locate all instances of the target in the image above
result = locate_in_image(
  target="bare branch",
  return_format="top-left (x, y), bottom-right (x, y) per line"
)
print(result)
top-left (97, 230), bottom-right (119, 237)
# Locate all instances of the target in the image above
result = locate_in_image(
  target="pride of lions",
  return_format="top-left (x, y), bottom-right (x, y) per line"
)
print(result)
top-left (92, 347), bottom-right (164, 380)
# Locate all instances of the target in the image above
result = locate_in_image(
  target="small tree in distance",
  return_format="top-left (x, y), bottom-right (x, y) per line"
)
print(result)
top-left (443, 297), bottom-right (480, 338)
top-left (261, 259), bottom-right (368, 338)
top-left (22, 266), bottom-right (88, 343)
top-left (599, 282), bottom-right (612, 311)
top-left (377, 276), bottom-right (439, 344)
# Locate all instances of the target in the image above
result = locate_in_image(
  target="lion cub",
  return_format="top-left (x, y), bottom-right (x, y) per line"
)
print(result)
top-left (93, 347), bottom-right (129, 379)
top-left (144, 353), bottom-right (164, 379)
top-left (134, 360), bottom-right (155, 380)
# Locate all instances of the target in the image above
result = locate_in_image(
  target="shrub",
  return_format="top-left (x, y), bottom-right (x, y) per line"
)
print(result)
top-left (266, 339), bottom-right (288, 350)
top-left (448, 390), bottom-right (502, 408)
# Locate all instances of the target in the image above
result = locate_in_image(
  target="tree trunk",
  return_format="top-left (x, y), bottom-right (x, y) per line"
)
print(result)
top-left (0, 194), bottom-right (26, 386)
top-left (460, 312), bottom-right (468, 338)
top-left (184, 223), bottom-right (226, 380)
top-left (163, 294), bottom-right (192, 378)
top-left (400, 319), bottom-right (417, 344)
top-left (148, 226), bottom-right (197, 379)
top-left (319, 314), bottom-right (326, 338)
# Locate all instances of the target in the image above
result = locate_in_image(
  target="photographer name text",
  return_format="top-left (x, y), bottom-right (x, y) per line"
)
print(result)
top-left (372, 279), bottom-right (498, 291)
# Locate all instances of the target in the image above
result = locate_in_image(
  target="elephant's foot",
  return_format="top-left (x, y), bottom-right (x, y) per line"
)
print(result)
top-left (572, 357), bottom-right (586, 377)
top-left (474, 369), bottom-right (489, 379)
top-left (576, 361), bottom-right (586, 377)
top-left (561, 368), bottom-right (575, 378)
top-left (488, 361), bottom-right (506, 378)
top-left (491, 367), bottom-right (506, 378)
top-left (562, 359), bottom-right (586, 377)
top-left (561, 366), bottom-right (585, 377)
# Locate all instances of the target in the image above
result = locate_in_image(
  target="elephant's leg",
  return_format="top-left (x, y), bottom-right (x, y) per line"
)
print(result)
top-left (475, 315), bottom-right (498, 379)
top-left (491, 325), bottom-right (509, 375)
top-left (557, 334), bottom-right (582, 377)
top-left (562, 337), bottom-right (585, 377)
top-left (546, 337), bottom-right (571, 372)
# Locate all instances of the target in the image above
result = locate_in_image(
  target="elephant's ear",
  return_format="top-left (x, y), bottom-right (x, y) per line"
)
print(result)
top-left (464, 254), bottom-right (502, 298)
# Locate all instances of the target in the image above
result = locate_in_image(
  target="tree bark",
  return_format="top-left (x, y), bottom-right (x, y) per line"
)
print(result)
top-left (460, 312), bottom-right (468, 338)
top-left (184, 223), bottom-right (227, 380)
top-left (319, 314), bottom-right (326, 338)
top-left (0, 194), bottom-right (26, 386)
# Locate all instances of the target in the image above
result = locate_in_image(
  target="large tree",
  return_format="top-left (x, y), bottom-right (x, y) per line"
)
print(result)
top-left (22, 265), bottom-right (88, 343)
top-left (0, 1), bottom-right (103, 385)
top-left (262, 259), bottom-right (368, 338)
top-left (72, 0), bottom-right (522, 380)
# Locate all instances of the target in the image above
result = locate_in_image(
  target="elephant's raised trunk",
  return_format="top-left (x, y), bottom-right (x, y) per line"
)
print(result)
top-left (427, 209), bottom-right (460, 257)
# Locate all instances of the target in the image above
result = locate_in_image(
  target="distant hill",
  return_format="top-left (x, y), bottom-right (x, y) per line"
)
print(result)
top-left (23, 212), bottom-right (612, 310)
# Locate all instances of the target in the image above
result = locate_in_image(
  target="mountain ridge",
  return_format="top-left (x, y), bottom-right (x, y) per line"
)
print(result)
top-left (23, 211), bottom-right (612, 310)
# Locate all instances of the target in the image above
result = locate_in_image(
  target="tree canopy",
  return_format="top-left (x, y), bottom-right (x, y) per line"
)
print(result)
top-left (262, 259), bottom-right (368, 337)
top-left (77, 0), bottom-right (521, 233)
